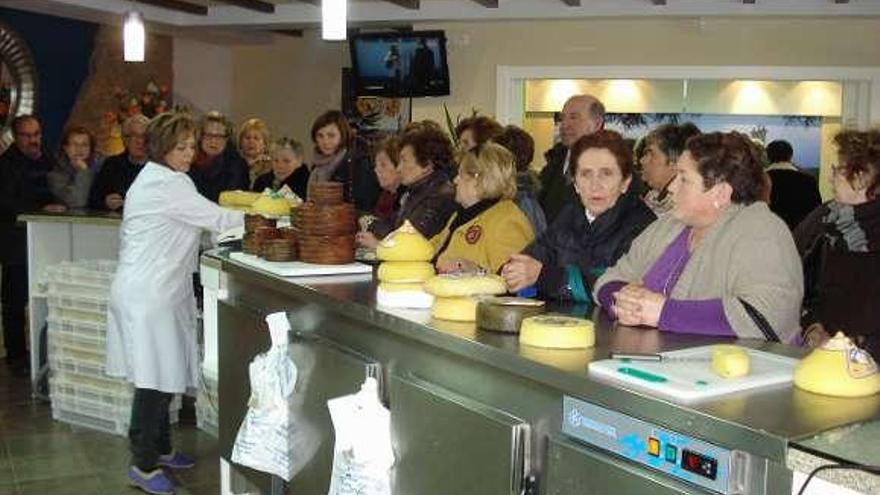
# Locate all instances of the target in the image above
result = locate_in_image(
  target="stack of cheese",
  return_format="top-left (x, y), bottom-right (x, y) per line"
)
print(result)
top-left (375, 221), bottom-right (436, 309)
top-left (424, 274), bottom-right (507, 322)
top-left (297, 182), bottom-right (356, 264)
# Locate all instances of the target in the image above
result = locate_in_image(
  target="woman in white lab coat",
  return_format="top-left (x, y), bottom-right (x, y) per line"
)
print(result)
top-left (105, 112), bottom-right (244, 495)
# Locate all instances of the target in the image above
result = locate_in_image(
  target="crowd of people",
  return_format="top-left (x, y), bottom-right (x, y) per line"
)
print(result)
top-left (1, 93), bottom-right (878, 493)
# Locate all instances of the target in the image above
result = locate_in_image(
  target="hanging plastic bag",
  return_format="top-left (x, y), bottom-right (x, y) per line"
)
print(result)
top-left (327, 377), bottom-right (395, 495)
top-left (231, 312), bottom-right (299, 481)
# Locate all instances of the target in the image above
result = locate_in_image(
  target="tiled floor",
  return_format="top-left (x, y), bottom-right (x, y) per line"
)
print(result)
top-left (0, 365), bottom-right (220, 495)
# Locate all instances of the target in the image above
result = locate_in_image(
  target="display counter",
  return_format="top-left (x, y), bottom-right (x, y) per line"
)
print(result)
top-left (19, 210), bottom-right (121, 386)
top-left (204, 249), bottom-right (880, 495)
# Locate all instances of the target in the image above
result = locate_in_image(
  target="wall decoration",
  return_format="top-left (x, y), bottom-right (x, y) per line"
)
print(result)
top-left (0, 21), bottom-right (37, 154)
top-left (342, 67), bottom-right (410, 153)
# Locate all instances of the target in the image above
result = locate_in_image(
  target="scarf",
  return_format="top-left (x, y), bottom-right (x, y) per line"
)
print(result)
top-left (309, 148), bottom-right (347, 183)
top-left (824, 199), bottom-right (880, 252)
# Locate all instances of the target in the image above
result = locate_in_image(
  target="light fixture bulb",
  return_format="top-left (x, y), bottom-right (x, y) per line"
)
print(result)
top-left (322, 0), bottom-right (347, 41)
top-left (124, 10), bottom-right (145, 62)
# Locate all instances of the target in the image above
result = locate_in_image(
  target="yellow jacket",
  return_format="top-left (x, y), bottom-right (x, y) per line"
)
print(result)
top-left (435, 200), bottom-right (535, 273)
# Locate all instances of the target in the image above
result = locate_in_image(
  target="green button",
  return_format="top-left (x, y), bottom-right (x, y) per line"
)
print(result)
top-left (665, 444), bottom-right (678, 463)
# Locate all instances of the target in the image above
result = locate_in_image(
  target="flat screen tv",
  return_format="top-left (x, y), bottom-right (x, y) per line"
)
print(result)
top-left (349, 30), bottom-right (450, 98)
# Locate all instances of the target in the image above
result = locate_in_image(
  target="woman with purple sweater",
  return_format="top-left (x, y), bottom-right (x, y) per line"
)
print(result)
top-left (593, 132), bottom-right (803, 343)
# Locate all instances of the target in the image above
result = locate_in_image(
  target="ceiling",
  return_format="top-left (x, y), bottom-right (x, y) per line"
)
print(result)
top-left (3, 0), bottom-right (879, 40)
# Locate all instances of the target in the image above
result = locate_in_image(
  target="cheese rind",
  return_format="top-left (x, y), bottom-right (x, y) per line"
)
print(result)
top-left (424, 274), bottom-right (507, 298)
top-left (519, 315), bottom-right (595, 349)
top-left (377, 262), bottom-right (436, 283)
top-left (431, 297), bottom-right (479, 322)
top-left (477, 297), bottom-right (545, 334)
top-left (710, 345), bottom-right (751, 379)
top-left (376, 221), bottom-right (434, 261)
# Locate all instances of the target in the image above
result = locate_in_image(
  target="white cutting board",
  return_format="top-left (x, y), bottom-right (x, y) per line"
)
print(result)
top-left (588, 345), bottom-right (799, 403)
top-left (230, 252), bottom-right (373, 277)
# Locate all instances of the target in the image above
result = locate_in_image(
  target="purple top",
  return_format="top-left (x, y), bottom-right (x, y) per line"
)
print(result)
top-left (598, 228), bottom-right (736, 337)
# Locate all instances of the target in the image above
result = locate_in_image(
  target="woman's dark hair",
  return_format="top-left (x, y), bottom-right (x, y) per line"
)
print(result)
top-left (399, 126), bottom-right (454, 172)
top-left (454, 115), bottom-right (504, 147)
top-left (492, 125), bottom-right (535, 172)
top-left (310, 110), bottom-right (352, 151)
top-left (834, 129), bottom-right (880, 200)
top-left (645, 122), bottom-right (701, 165)
top-left (58, 124), bottom-right (96, 161)
top-left (567, 130), bottom-right (633, 179)
top-left (373, 135), bottom-right (401, 165)
top-left (685, 131), bottom-right (765, 204)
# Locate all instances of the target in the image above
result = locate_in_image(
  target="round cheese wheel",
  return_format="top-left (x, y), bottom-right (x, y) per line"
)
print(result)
top-left (251, 194), bottom-right (291, 217)
top-left (424, 274), bottom-right (507, 298)
top-left (519, 315), bottom-right (595, 349)
top-left (376, 284), bottom-right (434, 309)
top-left (477, 297), bottom-right (545, 334)
top-left (377, 262), bottom-right (435, 283)
top-left (794, 332), bottom-right (880, 397)
top-left (431, 296), bottom-right (478, 322)
top-left (376, 221), bottom-right (434, 262)
top-left (220, 190), bottom-right (261, 207)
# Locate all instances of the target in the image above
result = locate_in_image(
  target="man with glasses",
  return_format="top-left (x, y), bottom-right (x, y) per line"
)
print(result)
top-left (188, 111), bottom-right (249, 202)
top-left (89, 114), bottom-right (150, 211)
top-left (0, 115), bottom-right (65, 376)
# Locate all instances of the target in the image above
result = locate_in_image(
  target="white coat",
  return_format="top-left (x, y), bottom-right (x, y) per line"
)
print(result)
top-left (106, 162), bottom-right (243, 393)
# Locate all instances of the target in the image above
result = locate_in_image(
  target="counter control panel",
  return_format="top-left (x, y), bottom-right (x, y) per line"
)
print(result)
top-left (562, 396), bottom-right (751, 494)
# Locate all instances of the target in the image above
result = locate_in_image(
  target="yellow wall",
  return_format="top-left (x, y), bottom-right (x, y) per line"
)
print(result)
top-left (229, 17), bottom-right (880, 155)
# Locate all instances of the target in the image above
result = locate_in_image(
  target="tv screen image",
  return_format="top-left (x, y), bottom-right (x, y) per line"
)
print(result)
top-left (350, 31), bottom-right (450, 97)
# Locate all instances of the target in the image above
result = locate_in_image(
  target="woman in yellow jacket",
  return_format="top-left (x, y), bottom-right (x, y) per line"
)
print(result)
top-left (434, 143), bottom-right (535, 274)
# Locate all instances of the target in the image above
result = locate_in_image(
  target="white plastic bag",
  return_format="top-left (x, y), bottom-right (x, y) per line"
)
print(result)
top-left (327, 377), bottom-right (394, 495)
top-left (231, 312), bottom-right (299, 481)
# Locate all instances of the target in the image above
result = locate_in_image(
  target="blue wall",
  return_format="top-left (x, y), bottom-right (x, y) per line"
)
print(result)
top-left (0, 7), bottom-right (97, 150)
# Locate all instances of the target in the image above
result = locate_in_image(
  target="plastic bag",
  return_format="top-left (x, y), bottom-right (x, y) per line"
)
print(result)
top-left (231, 312), bottom-right (299, 481)
top-left (327, 377), bottom-right (394, 495)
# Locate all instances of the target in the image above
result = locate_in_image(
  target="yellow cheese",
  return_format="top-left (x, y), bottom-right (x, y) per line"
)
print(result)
top-left (376, 221), bottom-right (434, 262)
top-left (519, 315), bottom-right (595, 349)
top-left (423, 274), bottom-right (507, 298)
top-left (794, 332), bottom-right (880, 397)
top-left (219, 190), bottom-right (261, 207)
top-left (377, 282), bottom-right (426, 292)
top-left (477, 297), bottom-right (545, 334)
top-left (251, 194), bottom-right (291, 217)
top-left (377, 262), bottom-right (435, 283)
top-left (431, 296), bottom-right (478, 322)
top-left (710, 345), bottom-right (751, 379)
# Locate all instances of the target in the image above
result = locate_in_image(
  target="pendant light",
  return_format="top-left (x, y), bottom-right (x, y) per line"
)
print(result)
top-left (123, 10), bottom-right (145, 62)
top-left (322, 0), bottom-right (347, 41)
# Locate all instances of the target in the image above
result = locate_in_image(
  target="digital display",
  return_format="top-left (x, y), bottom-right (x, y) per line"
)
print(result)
top-left (681, 449), bottom-right (718, 480)
top-left (349, 31), bottom-right (450, 97)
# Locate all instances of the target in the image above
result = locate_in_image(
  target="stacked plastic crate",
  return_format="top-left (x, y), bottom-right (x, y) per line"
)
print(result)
top-left (195, 371), bottom-right (218, 437)
top-left (45, 260), bottom-right (179, 436)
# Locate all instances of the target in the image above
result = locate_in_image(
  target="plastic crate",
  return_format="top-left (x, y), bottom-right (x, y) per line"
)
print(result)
top-left (53, 369), bottom-right (132, 393)
top-left (47, 316), bottom-right (106, 340)
top-left (48, 305), bottom-right (106, 325)
top-left (45, 260), bottom-right (116, 287)
top-left (47, 294), bottom-right (108, 315)
top-left (50, 375), bottom-right (133, 410)
top-left (48, 280), bottom-right (109, 301)
top-left (48, 329), bottom-right (104, 355)
top-left (195, 398), bottom-right (218, 438)
top-left (49, 346), bottom-right (108, 381)
top-left (52, 394), bottom-right (180, 437)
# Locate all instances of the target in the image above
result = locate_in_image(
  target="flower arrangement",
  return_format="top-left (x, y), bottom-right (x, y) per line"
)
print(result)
top-left (109, 80), bottom-right (170, 124)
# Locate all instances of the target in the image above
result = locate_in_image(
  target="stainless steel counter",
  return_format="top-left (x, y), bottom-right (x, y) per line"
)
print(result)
top-left (207, 250), bottom-right (880, 494)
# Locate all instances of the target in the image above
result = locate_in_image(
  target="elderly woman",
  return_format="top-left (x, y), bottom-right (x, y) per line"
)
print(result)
top-left (48, 125), bottom-right (102, 209)
top-left (493, 125), bottom-right (547, 236)
top-left (595, 131), bottom-right (803, 342)
top-left (369, 136), bottom-right (403, 223)
top-left (502, 131), bottom-right (655, 303)
top-left (357, 125), bottom-right (457, 247)
top-left (238, 117), bottom-right (272, 187)
top-left (252, 137), bottom-right (310, 199)
top-left (795, 130), bottom-right (880, 359)
top-left (106, 113), bottom-right (243, 495)
top-left (308, 110), bottom-right (379, 211)
top-left (455, 115), bottom-right (504, 151)
top-left (640, 123), bottom-right (701, 216)
top-left (435, 143), bottom-right (535, 274)
top-left (189, 111), bottom-right (249, 203)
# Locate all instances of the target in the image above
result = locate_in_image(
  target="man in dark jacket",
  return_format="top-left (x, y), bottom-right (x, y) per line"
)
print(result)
top-left (539, 94), bottom-right (605, 223)
top-left (0, 115), bottom-right (65, 375)
top-left (88, 114), bottom-right (149, 211)
top-left (765, 139), bottom-right (822, 230)
top-left (189, 111), bottom-right (249, 203)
